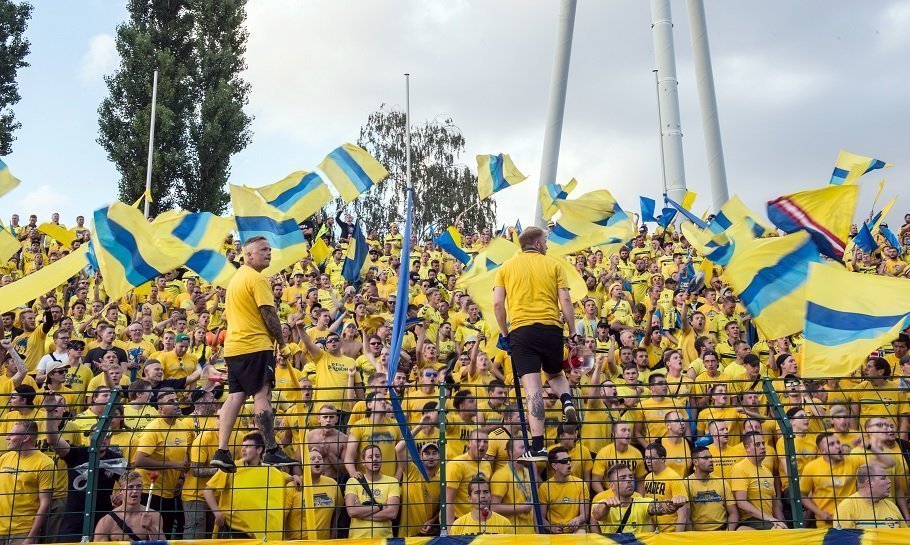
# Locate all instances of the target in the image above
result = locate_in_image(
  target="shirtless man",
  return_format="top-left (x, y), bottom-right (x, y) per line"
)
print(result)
top-left (305, 404), bottom-right (348, 480)
top-left (94, 471), bottom-right (164, 541)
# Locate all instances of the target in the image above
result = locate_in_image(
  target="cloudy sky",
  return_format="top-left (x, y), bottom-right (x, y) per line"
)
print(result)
top-left (1, 0), bottom-right (907, 230)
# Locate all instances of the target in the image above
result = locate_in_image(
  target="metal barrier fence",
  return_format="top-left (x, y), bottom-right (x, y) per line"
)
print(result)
top-left (1, 374), bottom-right (909, 541)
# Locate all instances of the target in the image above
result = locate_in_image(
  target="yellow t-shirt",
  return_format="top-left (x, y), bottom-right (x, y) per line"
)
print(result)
top-left (592, 443), bottom-right (646, 485)
top-left (537, 476), bottom-right (589, 525)
top-left (0, 450), bottom-right (55, 535)
top-left (493, 250), bottom-right (567, 331)
top-left (730, 457), bottom-right (775, 520)
top-left (591, 491), bottom-right (653, 534)
top-left (445, 454), bottom-right (492, 518)
top-left (224, 265), bottom-right (275, 357)
top-left (399, 465), bottom-right (441, 537)
top-left (799, 455), bottom-right (864, 528)
top-left (450, 510), bottom-right (513, 535)
top-left (489, 463), bottom-right (535, 533)
top-left (310, 349), bottom-right (358, 411)
top-left (207, 466), bottom-right (289, 540)
top-left (157, 351), bottom-right (199, 381)
top-left (685, 475), bottom-right (733, 531)
top-left (347, 417), bottom-right (402, 477)
top-left (284, 476), bottom-right (341, 540)
top-left (834, 493), bottom-right (908, 529)
top-left (13, 326), bottom-right (49, 374)
top-left (135, 417), bottom-right (194, 499)
top-left (642, 467), bottom-right (688, 531)
top-left (183, 430), bottom-right (218, 503)
top-left (344, 474), bottom-right (400, 538)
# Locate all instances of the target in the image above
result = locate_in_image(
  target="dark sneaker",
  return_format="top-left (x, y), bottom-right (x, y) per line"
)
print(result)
top-left (518, 448), bottom-right (549, 462)
top-left (263, 448), bottom-right (298, 467)
top-left (210, 449), bottom-right (236, 473)
top-left (562, 402), bottom-right (578, 433)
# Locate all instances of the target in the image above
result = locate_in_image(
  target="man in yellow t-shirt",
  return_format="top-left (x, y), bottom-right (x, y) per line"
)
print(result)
top-left (730, 431), bottom-right (786, 529)
top-left (835, 463), bottom-right (908, 529)
top-left (493, 226), bottom-right (578, 460)
top-left (642, 441), bottom-right (689, 532)
top-left (445, 430), bottom-right (492, 526)
top-left (490, 439), bottom-right (536, 533)
top-left (285, 450), bottom-right (341, 540)
top-left (592, 421), bottom-right (646, 494)
top-left (213, 236), bottom-right (295, 472)
top-left (538, 446), bottom-right (589, 534)
top-left (591, 462), bottom-right (686, 534)
top-left (0, 421), bottom-right (54, 543)
top-left (344, 445), bottom-right (401, 538)
top-left (299, 329), bottom-right (360, 412)
top-left (133, 388), bottom-right (194, 538)
top-left (203, 432), bottom-right (292, 540)
top-left (685, 446), bottom-right (737, 531)
top-left (450, 475), bottom-right (513, 535)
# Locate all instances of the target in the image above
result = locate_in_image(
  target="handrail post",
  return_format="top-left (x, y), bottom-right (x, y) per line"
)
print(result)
top-left (81, 387), bottom-right (123, 541)
top-left (437, 383), bottom-right (449, 537)
top-left (762, 378), bottom-right (804, 528)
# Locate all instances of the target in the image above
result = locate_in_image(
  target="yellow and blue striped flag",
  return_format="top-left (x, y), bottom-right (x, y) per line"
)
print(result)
top-left (829, 150), bottom-right (892, 185)
top-left (681, 219), bottom-right (762, 267)
top-left (724, 231), bottom-right (823, 340)
top-left (0, 158), bottom-right (21, 198)
top-left (547, 189), bottom-right (636, 256)
top-left (477, 153), bottom-right (527, 200)
top-left (250, 170), bottom-right (333, 222)
top-left (803, 263), bottom-right (910, 378)
top-left (434, 226), bottom-right (470, 265)
top-left (92, 202), bottom-right (193, 301)
top-left (709, 195), bottom-right (774, 235)
top-left (0, 224), bottom-right (19, 262)
top-left (852, 222), bottom-right (878, 254)
top-left (230, 184), bottom-right (309, 276)
top-left (318, 143), bottom-right (389, 204)
top-left (767, 184), bottom-right (858, 261)
top-left (342, 223), bottom-right (369, 283)
top-left (539, 178), bottom-right (578, 221)
top-left (153, 211), bottom-right (238, 287)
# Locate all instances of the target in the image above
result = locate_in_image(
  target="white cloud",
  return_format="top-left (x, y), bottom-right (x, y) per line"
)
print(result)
top-left (879, 1), bottom-right (910, 49)
top-left (79, 33), bottom-right (117, 84)
top-left (12, 185), bottom-right (70, 221)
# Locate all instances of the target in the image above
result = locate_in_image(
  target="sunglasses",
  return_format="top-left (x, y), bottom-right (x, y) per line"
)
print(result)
top-left (369, 341), bottom-right (382, 346)
top-left (423, 371), bottom-right (438, 378)
top-left (552, 458), bottom-right (571, 465)
top-left (326, 338), bottom-right (340, 344)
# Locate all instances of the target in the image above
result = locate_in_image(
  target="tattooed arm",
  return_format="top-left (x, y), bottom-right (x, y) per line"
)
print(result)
top-left (259, 305), bottom-right (286, 348)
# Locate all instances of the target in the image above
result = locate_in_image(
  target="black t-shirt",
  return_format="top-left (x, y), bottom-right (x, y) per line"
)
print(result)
top-left (149, 377), bottom-right (187, 402)
top-left (60, 446), bottom-right (124, 538)
top-left (85, 345), bottom-right (129, 368)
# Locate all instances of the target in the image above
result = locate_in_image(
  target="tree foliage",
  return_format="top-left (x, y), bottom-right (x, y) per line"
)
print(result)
top-left (0, 0), bottom-right (32, 156)
top-left (181, 0), bottom-right (251, 214)
top-left (98, 0), bottom-right (251, 216)
top-left (352, 105), bottom-right (496, 238)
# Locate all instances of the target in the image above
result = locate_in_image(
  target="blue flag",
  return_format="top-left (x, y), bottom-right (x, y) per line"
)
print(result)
top-left (386, 188), bottom-right (429, 481)
top-left (434, 227), bottom-right (470, 265)
top-left (665, 194), bottom-right (709, 229)
top-left (341, 223), bottom-right (369, 283)
top-left (640, 196), bottom-right (657, 223)
top-left (657, 207), bottom-right (678, 229)
top-left (853, 222), bottom-right (878, 254)
top-left (881, 225), bottom-right (902, 253)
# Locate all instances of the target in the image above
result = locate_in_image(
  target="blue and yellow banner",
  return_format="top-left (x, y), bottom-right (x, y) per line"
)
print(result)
top-left (0, 158), bottom-right (20, 198)
top-left (318, 143), bottom-right (389, 204)
top-left (92, 202), bottom-right (192, 301)
top-left (767, 184), bottom-right (858, 261)
top-left (539, 178), bottom-right (578, 221)
top-left (803, 262), bottom-right (910, 378)
top-left (477, 153), bottom-right (527, 200)
top-left (250, 170), bottom-right (334, 222)
top-left (724, 231), bottom-right (823, 340)
top-left (829, 149), bottom-right (892, 185)
top-left (230, 184), bottom-right (309, 275)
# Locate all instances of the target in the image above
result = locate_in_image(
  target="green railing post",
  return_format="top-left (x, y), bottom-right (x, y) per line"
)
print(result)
top-left (437, 383), bottom-right (448, 537)
top-left (81, 388), bottom-right (123, 542)
top-left (762, 378), bottom-right (805, 528)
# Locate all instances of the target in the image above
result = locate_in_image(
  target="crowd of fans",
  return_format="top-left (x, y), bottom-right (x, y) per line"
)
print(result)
top-left (1, 209), bottom-right (910, 543)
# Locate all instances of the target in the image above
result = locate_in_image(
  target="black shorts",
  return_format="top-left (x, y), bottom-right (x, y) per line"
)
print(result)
top-left (225, 350), bottom-right (275, 395)
top-left (510, 324), bottom-right (565, 378)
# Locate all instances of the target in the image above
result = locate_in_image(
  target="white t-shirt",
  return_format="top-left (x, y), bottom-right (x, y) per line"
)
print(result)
top-left (36, 351), bottom-right (68, 375)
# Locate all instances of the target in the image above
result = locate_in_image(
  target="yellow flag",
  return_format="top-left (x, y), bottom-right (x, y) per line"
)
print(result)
top-left (0, 228), bottom-right (19, 263)
top-left (681, 190), bottom-right (697, 211)
top-left (38, 223), bottom-right (77, 246)
top-left (309, 237), bottom-right (331, 264)
top-left (0, 246), bottom-right (88, 314)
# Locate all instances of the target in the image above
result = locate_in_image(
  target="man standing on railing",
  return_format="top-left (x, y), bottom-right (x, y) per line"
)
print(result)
top-left (835, 463), bottom-right (908, 529)
top-left (493, 226), bottom-right (578, 461)
top-left (212, 236), bottom-right (296, 472)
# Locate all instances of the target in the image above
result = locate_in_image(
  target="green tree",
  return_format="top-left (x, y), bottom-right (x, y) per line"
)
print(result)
top-left (0, 0), bottom-right (32, 156)
top-left (353, 105), bottom-right (496, 238)
top-left (181, 0), bottom-right (251, 214)
top-left (98, 0), bottom-right (195, 216)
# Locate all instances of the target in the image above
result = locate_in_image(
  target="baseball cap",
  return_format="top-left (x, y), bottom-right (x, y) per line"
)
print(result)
top-left (421, 442), bottom-right (440, 453)
top-left (175, 333), bottom-right (190, 343)
top-left (67, 339), bottom-right (86, 351)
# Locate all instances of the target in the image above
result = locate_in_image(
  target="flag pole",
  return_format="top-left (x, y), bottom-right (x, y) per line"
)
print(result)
top-left (143, 70), bottom-right (159, 219)
top-left (406, 73), bottom-right (411, 194)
